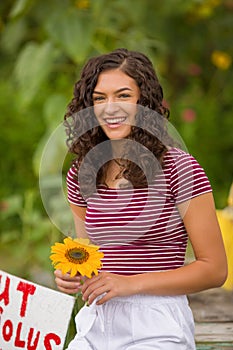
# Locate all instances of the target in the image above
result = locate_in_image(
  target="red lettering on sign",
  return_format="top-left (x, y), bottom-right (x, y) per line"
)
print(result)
top-left (17, 281), bottom-right (36, 317)
top-left (2, 319), bottom-right (13, 342)
top-left (27, 328), bottom-right (40, 350)
top-left (44, 333), bottom-right (61, 350)
top-left (14, 321), bottom-right (26, 348)
top-left (0, 275), bottom-right (10, 307)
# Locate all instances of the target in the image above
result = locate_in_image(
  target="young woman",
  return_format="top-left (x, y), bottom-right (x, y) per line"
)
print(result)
top-left (55, 48), bottom-right (227, 349)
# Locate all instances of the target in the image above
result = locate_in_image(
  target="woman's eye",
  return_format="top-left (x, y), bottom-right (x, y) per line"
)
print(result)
top-left (93, 96), bottom-right (105, 103)
top-left (119, 93), bottom-right (130, 99)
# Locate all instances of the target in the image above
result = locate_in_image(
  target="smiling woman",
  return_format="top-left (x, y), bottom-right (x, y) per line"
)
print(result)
top-left (55, 48), bottom-right (227, 350)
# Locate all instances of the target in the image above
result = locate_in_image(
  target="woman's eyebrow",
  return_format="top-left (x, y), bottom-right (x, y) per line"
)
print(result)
top-left (93, 91), bottom-right (105, 95)
top-left (93, 87), bottom-right (133, 95)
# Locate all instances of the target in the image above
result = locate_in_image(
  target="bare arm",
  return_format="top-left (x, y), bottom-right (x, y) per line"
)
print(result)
top-left (70, 203), bottom-right (88, 238)
top-left (81, 192), bottom-right (228, 304)
top-left (131, 192), bottom-right (227, 295)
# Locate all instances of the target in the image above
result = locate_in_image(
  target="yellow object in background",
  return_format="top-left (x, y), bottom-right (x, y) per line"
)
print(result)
top-left (216, 182), bottom-right (233, 290)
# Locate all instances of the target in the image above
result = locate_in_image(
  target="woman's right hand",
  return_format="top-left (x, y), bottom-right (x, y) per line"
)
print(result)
top-left (54, 269), bottom-right (84, 294)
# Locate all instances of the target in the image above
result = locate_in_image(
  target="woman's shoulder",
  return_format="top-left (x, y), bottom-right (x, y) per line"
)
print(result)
top-left (163, 147), bottom-right (207, 174)
top-left (66, 162), bottom-right (79, 185)
top-left (163, 147), bottom-right (193, 165)
top-left (67, 162), bottom-right (76, 172)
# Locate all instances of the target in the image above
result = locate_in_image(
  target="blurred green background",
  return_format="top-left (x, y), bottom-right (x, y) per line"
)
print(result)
top-left (0, 0), bottom-right (232, 286)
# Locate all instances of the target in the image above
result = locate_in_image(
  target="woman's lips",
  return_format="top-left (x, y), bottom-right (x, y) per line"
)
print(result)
top-left (104, 117), bottom-right (127, 128)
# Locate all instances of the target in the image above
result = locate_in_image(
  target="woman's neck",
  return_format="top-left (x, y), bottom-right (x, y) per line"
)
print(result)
top-left (111, 139), bottom-right (127, 159)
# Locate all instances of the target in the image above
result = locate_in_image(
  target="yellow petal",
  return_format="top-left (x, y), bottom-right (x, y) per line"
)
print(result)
top-left (50, 236), bottom-right (104, 278)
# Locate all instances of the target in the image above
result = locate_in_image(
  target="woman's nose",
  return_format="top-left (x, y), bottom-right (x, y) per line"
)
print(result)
top-left (104, 101), bottom-right (120, 115)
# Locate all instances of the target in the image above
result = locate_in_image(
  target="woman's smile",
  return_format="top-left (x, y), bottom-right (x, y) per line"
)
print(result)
top-left (104, 117), bottom-right (127, 126)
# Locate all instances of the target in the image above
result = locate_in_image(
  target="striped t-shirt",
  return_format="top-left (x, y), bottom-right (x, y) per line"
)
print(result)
top-left (66, 148), bottom-right (212, 275)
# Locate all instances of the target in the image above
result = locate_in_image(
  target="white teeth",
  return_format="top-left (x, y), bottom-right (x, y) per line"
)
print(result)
top-left (105, 117), bottom-right (126, 124)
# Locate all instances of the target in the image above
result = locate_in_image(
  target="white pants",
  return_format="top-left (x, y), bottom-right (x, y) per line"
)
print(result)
top-left (66, 294), bottom-right (196, 350)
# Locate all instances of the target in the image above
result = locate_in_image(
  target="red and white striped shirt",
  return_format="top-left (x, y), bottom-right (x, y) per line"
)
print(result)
top-left (67, 148), bottom-right (212, 275)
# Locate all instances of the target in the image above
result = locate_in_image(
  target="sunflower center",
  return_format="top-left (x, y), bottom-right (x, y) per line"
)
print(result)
top-left (66, 247), bottom-right (90, 264)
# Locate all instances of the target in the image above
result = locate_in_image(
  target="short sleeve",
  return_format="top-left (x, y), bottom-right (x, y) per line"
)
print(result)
top-left (66, 164), bottom-right (87, 207)
top-left (170, 152), bottom-right (212, 204)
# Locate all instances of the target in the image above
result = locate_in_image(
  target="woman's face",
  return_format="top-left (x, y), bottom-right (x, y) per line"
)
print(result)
top-left (92, 69), bottom-right (140, 140)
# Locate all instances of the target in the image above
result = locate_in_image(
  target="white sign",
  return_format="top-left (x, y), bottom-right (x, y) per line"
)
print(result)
top-left (0, 270), bottom-right (75, 350)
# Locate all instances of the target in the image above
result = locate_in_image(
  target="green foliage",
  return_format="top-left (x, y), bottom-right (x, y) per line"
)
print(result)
top-left (0, 0), bottom-right (232, 284)
top-left (14, 41), bottom-right (58, 106)
top-left (0, 190), bottom-right (62, 283)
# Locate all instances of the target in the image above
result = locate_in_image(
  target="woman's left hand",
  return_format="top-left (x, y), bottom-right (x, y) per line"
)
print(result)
top-left (81, 272), bottom-right (136, 305)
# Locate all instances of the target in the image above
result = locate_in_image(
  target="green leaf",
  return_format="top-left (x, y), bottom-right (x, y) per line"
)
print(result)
top-left (33, 125), bottom-right (67, 176)
top-left (43, 94), bottom-right (68, 128)
top-left (45, 10), bottom-right (94, 63)
top-left (14, 41), bottom-right (58, 105)
top-left (0, 19), bottom-right (27, 54)
top-left (9, 0), bottom-right (34, 19)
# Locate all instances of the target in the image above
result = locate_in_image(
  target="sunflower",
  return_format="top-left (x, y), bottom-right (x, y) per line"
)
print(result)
top-left (50, 237), bottom-right (104, 278)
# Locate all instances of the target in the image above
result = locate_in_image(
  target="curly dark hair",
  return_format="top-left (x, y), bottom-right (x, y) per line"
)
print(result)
top-left (64, 48), bottom-right (175, 197)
